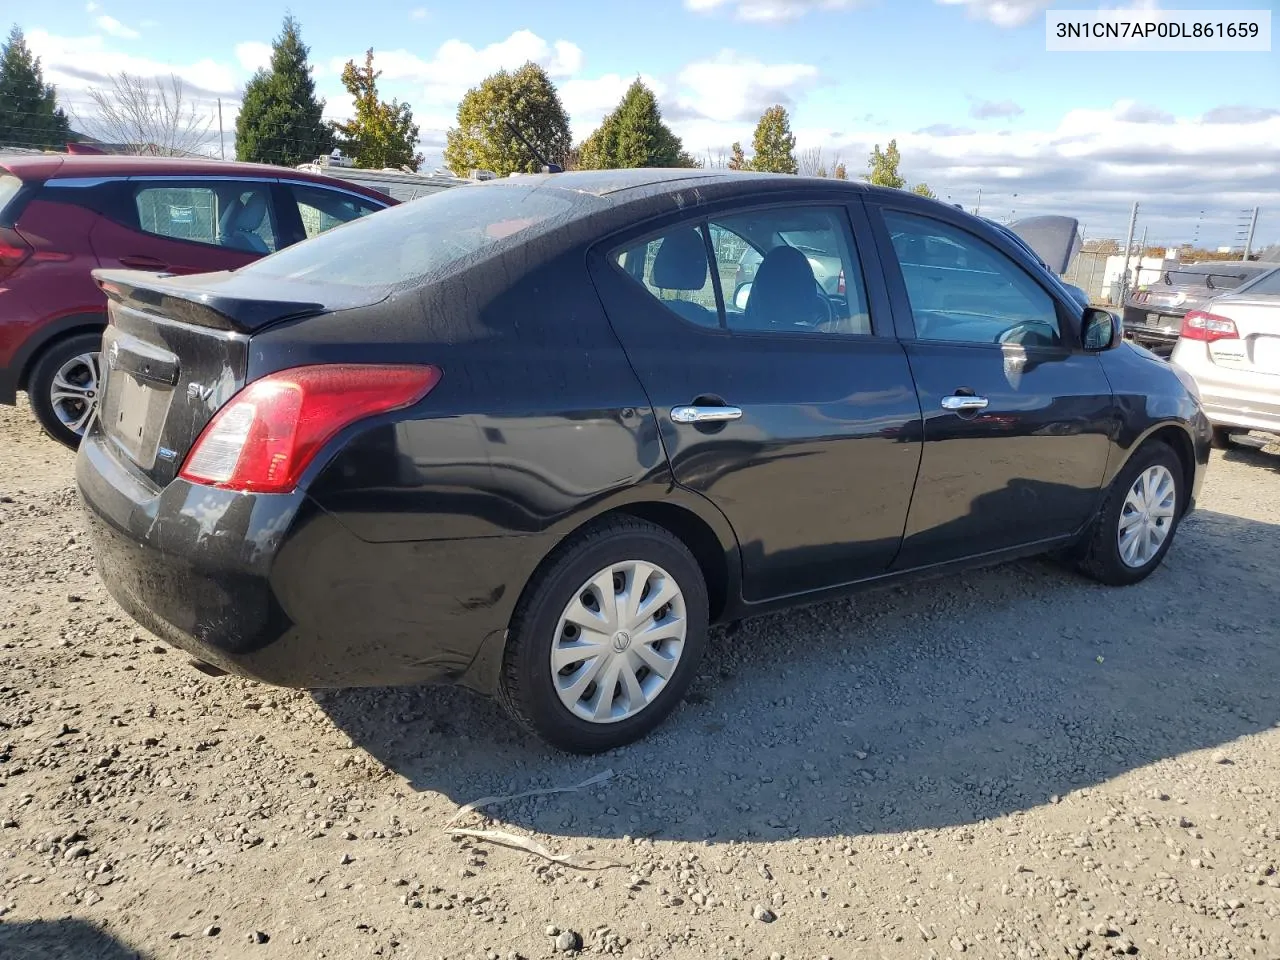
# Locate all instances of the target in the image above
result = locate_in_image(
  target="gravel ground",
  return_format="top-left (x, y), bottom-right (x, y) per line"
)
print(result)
top-left (2, 399), bottom-right (1279, 960)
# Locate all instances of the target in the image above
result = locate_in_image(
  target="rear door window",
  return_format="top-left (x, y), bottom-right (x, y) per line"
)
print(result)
top-left (613, 225), bottom-right (719, 329)
top-left (133, 181), bottom-right (279, 254)
top-left (287, 184), bottom-right (384, 239)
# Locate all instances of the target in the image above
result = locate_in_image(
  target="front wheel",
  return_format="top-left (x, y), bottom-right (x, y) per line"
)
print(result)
top-left (27, 332), bottom-right (105, 449)
top-left (498, 518), bottom-right (709, 753)
top-left (1075, 442), bottom-right (1184, 586)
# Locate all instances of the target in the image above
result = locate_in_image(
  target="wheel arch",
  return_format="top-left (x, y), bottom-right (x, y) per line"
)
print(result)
top-left (1109, 421), bottom-right (1198, 513)
top-left (16, 313), bottom-right (107, 393)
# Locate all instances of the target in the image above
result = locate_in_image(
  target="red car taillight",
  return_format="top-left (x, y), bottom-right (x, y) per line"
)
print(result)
top-left (1180, 310), bottom-right (1238, 343)
top-left (0, 226), bottom-right (32, 281)
top-left (179, 364), bottom-right (441, 494)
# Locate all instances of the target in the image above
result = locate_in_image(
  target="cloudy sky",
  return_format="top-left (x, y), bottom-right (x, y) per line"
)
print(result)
top-left (17, 0), bottom-right (1280, 246)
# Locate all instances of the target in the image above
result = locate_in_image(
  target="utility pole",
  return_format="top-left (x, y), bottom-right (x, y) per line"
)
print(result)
top-left (974, 187), bottom-right (982, 217)
top-left (1242, 206), bottom-right (1259, 261)
top-left (1119, 201), bottom-right (1139, 306)
top-left (1135, 225), bottom-right (1148, 287)
top-left (217, 98), bottom-right (225, 160)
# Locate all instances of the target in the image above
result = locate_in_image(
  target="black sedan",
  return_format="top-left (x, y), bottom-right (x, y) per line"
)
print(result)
top-left (76, 169), bottom-right (1211, 753)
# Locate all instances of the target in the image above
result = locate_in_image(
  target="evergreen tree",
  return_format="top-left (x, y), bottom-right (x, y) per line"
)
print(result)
top-left (749, 105), bottom-right (797, 174)
top-left (579, 79), bottom-right (693, 169)
top-left (332, 50), bottom-right (422, 171)
top-left (444, 62), bottom-right (572, 177)
top-left (0, 26), bottom-right (71, 150)
top-left (236, 16), bottom-right (330, 167)
top-left (727, 141), bottom-right (747, 171)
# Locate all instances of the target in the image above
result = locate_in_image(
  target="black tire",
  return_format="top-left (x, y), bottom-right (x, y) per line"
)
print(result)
top-left (26, 332), bottom-right (104, 449)
top-left (1210, 426), bottom-right (1235, 450)
top-left (1075, 441), bottom-right (1184, 587)
top-left (497, 517), bottom-right (709, 753)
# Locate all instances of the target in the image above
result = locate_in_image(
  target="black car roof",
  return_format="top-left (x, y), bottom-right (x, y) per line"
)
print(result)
top-left (481, 168), bottom-right (873, 203)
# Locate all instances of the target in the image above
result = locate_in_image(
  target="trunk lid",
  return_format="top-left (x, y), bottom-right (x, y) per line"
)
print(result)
top-left (92, 269), bottom-right (383, 487)
top-left (1204, 295), bottom-right (1280, 378)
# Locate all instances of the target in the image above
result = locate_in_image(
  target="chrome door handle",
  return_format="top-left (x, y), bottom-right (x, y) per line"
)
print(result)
top-left (671, 405), bottom-right (743, 424)
top-left (941, 395), bottom-right (989, 411)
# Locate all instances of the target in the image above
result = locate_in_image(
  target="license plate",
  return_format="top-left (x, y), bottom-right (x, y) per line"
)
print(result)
top-left (102, 372), bottom-right (167, 467)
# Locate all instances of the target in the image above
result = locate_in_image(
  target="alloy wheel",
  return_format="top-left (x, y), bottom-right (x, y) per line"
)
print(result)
top-left (49, 352), bottom-right (102, 437)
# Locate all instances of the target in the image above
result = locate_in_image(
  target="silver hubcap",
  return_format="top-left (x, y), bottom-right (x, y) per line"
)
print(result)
top-left (50, 352), bottom-right (102, 436)
top-left (1117, 464), bottom-right (1177, 568)
top-left (551, 560), bottom-right (687, 724)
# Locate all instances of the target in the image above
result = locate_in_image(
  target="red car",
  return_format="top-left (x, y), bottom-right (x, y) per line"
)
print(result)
top-left (0, 154), bottom-right (394, 447)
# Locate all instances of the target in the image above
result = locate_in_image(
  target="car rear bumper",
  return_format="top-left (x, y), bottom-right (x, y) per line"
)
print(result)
top-left (76, 426), bottom-right (549, 690)
top-left (1171, 344), bottom-right (1280, 433)
top-left (1122, 306), bottom-right (1184, 350)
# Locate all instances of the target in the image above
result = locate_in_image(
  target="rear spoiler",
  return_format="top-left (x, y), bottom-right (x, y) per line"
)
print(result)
top-left (93, 269), bottom-right (326, 333)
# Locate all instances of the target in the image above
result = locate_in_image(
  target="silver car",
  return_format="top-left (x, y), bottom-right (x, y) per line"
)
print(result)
top-left (1170, 270), bottom-right (1280, 447)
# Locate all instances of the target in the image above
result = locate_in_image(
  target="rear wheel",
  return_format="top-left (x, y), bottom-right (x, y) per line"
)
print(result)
top-left (27, 333), bottom-right (104, 449)
top-left (1076, 442), bottom-right (1184, 586)
top-left (498, 518), bottom-right (709, 753)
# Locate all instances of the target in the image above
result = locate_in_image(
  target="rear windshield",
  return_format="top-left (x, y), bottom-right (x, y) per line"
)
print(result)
top-left (236, 181), bottom-right (577, 290)
top-left (0, 172), bottom-right (24, 221)
top-left (1166, 263), bottom-right (1266, 289)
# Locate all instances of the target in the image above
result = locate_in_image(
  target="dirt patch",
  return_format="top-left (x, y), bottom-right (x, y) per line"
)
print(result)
top-left (2, 399), bottom-right (1279, 959)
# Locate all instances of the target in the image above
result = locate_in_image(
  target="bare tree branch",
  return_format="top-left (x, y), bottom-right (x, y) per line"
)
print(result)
top-left (798, 146), bottom-right (826, 177)
top-left (83, 73), bottom-right (214, 157)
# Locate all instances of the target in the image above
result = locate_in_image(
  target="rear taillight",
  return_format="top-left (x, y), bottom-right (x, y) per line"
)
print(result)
top-left (0, 227), bottom-right (32, 281)
top-left (837, 268), bottom-right (846, 296)
top-left (179, 364), bottom-right (440, 494)
top-left (1180, 310), bottom-right (1238, 343)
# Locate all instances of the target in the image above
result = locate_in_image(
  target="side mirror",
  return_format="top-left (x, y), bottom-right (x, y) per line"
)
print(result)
top-left (733, 281), bottom-right (752, 311)
top-left (1083, 307), bottom-right (1122, 351)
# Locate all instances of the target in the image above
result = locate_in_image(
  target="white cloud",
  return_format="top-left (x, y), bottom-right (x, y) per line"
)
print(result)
top-left (969, 97), bottom-right (1024, 119)
top-left (686, 0), bottom-right (862, 21)
top-left (84, 1), bottom-right (99, 10)
top-left (938, 0), bottom-right (1160, 27)
top-left (675, 52), bottom-right (819, 123)
top-left (410, 7), bottom-right (428, 18)
top-left (95, 15), bottom-right (139, 39)
top-left (26, 29), bottom-right (239, 98)
top-left (559, 73), bottom-right (667, 138)
top-left (235, 41), bottom-right (272, 73)
top-left (934, 0), bottom-right (1052, 27)
top-left (325, 29), bottom-right (584, 108)
top-left (775, 101), bottom-right (1279, 243)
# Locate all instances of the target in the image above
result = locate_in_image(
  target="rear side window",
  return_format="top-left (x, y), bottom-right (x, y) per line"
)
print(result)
top-left (237, 182), bottom-right (575, 289)
top-left (133, 181), bottom-right (279, 254)
top-left (614, 225), bottom-right (719, 329)
top-left (288, 184), bottom-right (383, 240)
top-left (0, 172), bottom-right (23, 222)
top-left (613, 205), bottom-right (872, 336)
top-left (1166, 264), bottom-right (1264, 290)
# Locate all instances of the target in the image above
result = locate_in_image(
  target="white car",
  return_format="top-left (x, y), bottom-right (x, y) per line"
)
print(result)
top-left (1170, 270), bottom-right (1280, 448)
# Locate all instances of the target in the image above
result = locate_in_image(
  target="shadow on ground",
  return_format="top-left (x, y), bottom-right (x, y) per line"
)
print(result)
top-left (317, 509), bottom-right (1279, 843)
top-left (0, 919), bottom-right (144, 960)
top-left (1222, 435), bottom-right (1280, 474)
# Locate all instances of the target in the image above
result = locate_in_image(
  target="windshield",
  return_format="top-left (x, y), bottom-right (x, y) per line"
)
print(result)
top-left (236, 182), bottom-right (577, 290)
